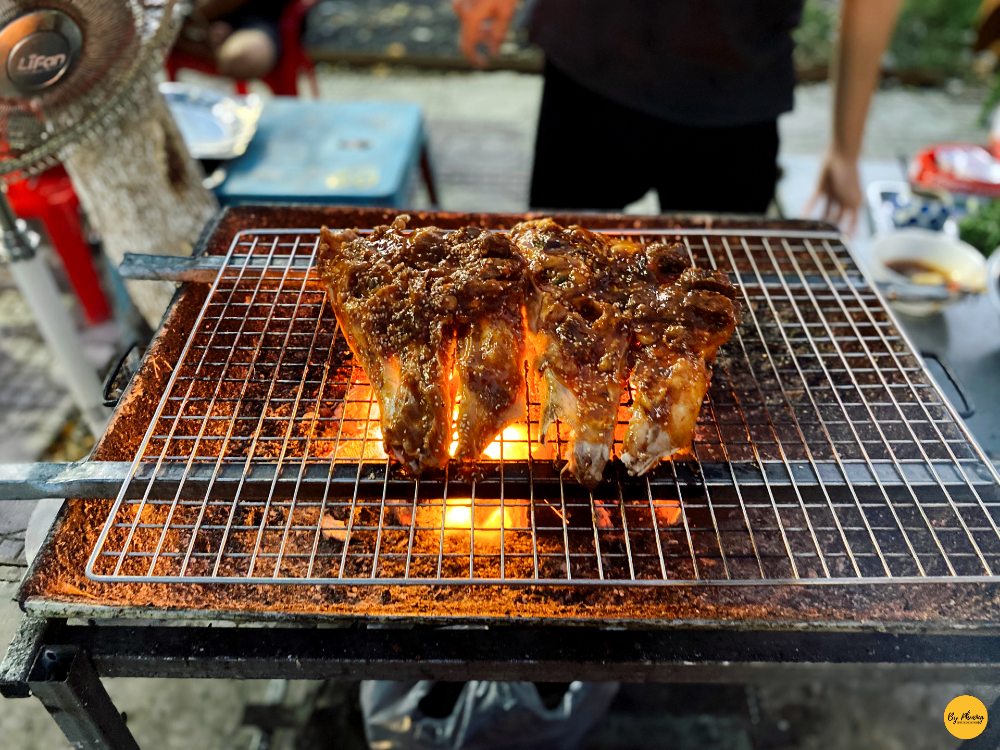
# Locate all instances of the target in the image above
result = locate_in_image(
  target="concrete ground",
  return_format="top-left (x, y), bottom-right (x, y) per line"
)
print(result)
top-left (0, 66), bottom-right (996, 748)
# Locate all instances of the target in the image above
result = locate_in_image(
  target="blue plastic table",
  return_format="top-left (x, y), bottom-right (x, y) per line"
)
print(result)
top-left (215, 98), bottom-right (425, 207)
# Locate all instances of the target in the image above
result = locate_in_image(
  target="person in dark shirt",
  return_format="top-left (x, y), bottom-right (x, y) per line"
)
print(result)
top-left (454, 0), bottom-right (903, 233)
top-left (176, 0), bottom-right (290, 80)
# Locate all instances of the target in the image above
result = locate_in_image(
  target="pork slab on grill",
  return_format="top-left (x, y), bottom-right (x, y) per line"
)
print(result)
top-left (622, 245), bottom-right (741, 475)
top-left (513, 219), bottom-right (740, 485)
top-left (318, 215), bottom-right (739, 485)
top-left (317, 215), bottom-right (526, 473)
top-left (512, 219), bottom-right (637, 487)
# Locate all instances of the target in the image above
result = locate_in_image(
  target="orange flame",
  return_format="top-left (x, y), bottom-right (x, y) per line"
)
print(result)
top-left (337, 384), bottom-right (544, 463)
top-left (443, 496), bottom-right (524, 543)
top-left (449, 405), bottom-right (460, 457)
top-left (444, 497), bottom-right (474, 530)
top-left (331, 383), bottom-right (387, 460)
top-left (482, 424), bottom-right (531, 460)
top-left (653, 499), bottom-right (682, 526)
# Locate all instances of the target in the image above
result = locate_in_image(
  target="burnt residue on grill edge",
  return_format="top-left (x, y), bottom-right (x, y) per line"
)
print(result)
top-left (19, 206), bottom-right (1000, 628)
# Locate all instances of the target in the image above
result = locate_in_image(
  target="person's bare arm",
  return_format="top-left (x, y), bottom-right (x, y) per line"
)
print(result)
top-left (808, 0), bottom-right (902, 234)
top-left (453, 0), bottom-right (517, 66)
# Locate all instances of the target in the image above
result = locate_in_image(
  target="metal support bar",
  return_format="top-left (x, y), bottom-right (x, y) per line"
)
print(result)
top-left (4, 616), bottom-right (999, 749)
top-left (0, 456), bottom-right (900, 502)
top-left (36, 622), bottom-right (1000, 683)
top-left (0, 461), bottom-right (128, 501)
top-left (0, 615), bottom-right (51, 698)
top-left (118, 253), bottom-right (313, 283)
top-left (118, 253), bottom-right (854, 289)
top-left (27, 646), bottom-right (139, 750)
top-left (0, 460), bottom-right (420, 501)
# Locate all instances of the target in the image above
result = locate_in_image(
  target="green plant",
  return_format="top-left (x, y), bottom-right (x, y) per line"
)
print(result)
top-left (981, 77), bottom-right (1000, 126)
top-left (794, 0), bottom-right (980, 81)
top-left (888, 0), bottom-right (979, 79)
top-left (959, 200), bottom-right (1000, 256)
top-left (794, 0), bottom-right (837, 74)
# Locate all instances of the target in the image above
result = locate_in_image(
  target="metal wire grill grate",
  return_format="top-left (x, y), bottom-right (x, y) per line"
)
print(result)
top-left (86, 226), bottom-right (1000, 585)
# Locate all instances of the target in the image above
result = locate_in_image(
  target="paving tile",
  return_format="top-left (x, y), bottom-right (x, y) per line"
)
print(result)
top-left (0, 537), bottom-right (24, 565)
top-left (0, 500), bottom-right (34, 536)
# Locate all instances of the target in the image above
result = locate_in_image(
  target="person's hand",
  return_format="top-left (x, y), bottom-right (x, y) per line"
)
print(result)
top-left (453, 0), bottom-right (517, 67)
top-left (805, 148), bottom-right (863, 235)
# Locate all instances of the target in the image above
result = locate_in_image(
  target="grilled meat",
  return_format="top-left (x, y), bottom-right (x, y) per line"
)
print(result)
top-left (512, 225), bottom-right (739, 483)
top-left (621, 245), bottom-right (740, 475)
top-left (317, 218), bottom-right (455, 472)
top-left (511, 219), bottom-right (641, 487)
top-left (320, 214), bottom-right (738, 483)
top-left (317, 216), bottom-right (525, 473)
top-left (447, 227), bottom-right (527, 461)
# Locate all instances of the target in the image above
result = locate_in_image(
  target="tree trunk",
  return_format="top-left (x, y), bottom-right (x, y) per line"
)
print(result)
top-left (63, 77), bottom-right (218, 327)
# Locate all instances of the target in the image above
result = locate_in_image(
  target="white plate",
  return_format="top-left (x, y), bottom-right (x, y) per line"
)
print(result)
top-left (160, 81), bottom-right (262, 161)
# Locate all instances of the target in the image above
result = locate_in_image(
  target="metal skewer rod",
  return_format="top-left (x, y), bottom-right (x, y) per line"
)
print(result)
top-left (118, 252), bottom-right (315, 283)
top-left (0, 460), bottom-right (416, 501)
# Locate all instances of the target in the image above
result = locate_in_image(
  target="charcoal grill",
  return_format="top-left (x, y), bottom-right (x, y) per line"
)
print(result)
top-left (2, 206), bottom-right (1000, 750)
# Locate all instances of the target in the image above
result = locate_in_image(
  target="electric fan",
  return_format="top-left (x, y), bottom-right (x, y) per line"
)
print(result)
top-left (0, 1), bottom-right (216, 435)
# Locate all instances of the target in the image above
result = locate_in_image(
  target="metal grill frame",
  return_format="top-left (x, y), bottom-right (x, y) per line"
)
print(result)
top-left (85, 224), bottom-right (1000, 587)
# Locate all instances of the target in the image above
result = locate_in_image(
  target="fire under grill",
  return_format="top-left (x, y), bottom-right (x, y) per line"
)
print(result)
top-left (84, 224), bottom-right (1000, 587)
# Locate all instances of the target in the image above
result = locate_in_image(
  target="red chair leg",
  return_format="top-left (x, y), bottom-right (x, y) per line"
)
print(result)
top-left (304, 62), bottom-right (319, 97)
top-left (39, 190), bottom-right (111, 324)
top-left (281, 65), bottom-right (300, 96)
top-left (263, 57), bottom-right (299, 96)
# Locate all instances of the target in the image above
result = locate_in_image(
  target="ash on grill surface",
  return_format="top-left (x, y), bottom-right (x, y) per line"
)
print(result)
top-left (19, 207), bottom-right (1000, 627)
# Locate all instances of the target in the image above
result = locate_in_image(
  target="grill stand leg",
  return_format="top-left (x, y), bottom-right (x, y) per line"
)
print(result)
top-left (27, 646), bottom-right (139, 750)
top-left (419, 141), bottom-right (440, 209)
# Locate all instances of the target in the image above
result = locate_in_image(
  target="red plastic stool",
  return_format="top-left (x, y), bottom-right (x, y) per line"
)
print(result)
top-left (166, 0), bottom-right (320, 97)
top-left (7, 167), bottom-right (111, 324)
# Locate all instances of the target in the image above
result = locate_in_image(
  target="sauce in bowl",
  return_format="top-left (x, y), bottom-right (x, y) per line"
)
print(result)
top-left (885, 258), bottom-right (961, 290)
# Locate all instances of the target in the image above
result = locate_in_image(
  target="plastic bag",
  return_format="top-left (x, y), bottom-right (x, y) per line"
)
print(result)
top-left (360, 680), bottom-right (619, 750)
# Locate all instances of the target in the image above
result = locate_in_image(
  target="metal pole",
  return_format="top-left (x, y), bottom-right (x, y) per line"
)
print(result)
top-left (27, 646), bottom-right (140, 750)
top-left (0, 190), bottom-right (110, 437)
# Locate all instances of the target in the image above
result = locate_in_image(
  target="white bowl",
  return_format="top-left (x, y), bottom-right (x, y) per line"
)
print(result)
top-left (869, 228), bottom-right (986, 316)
